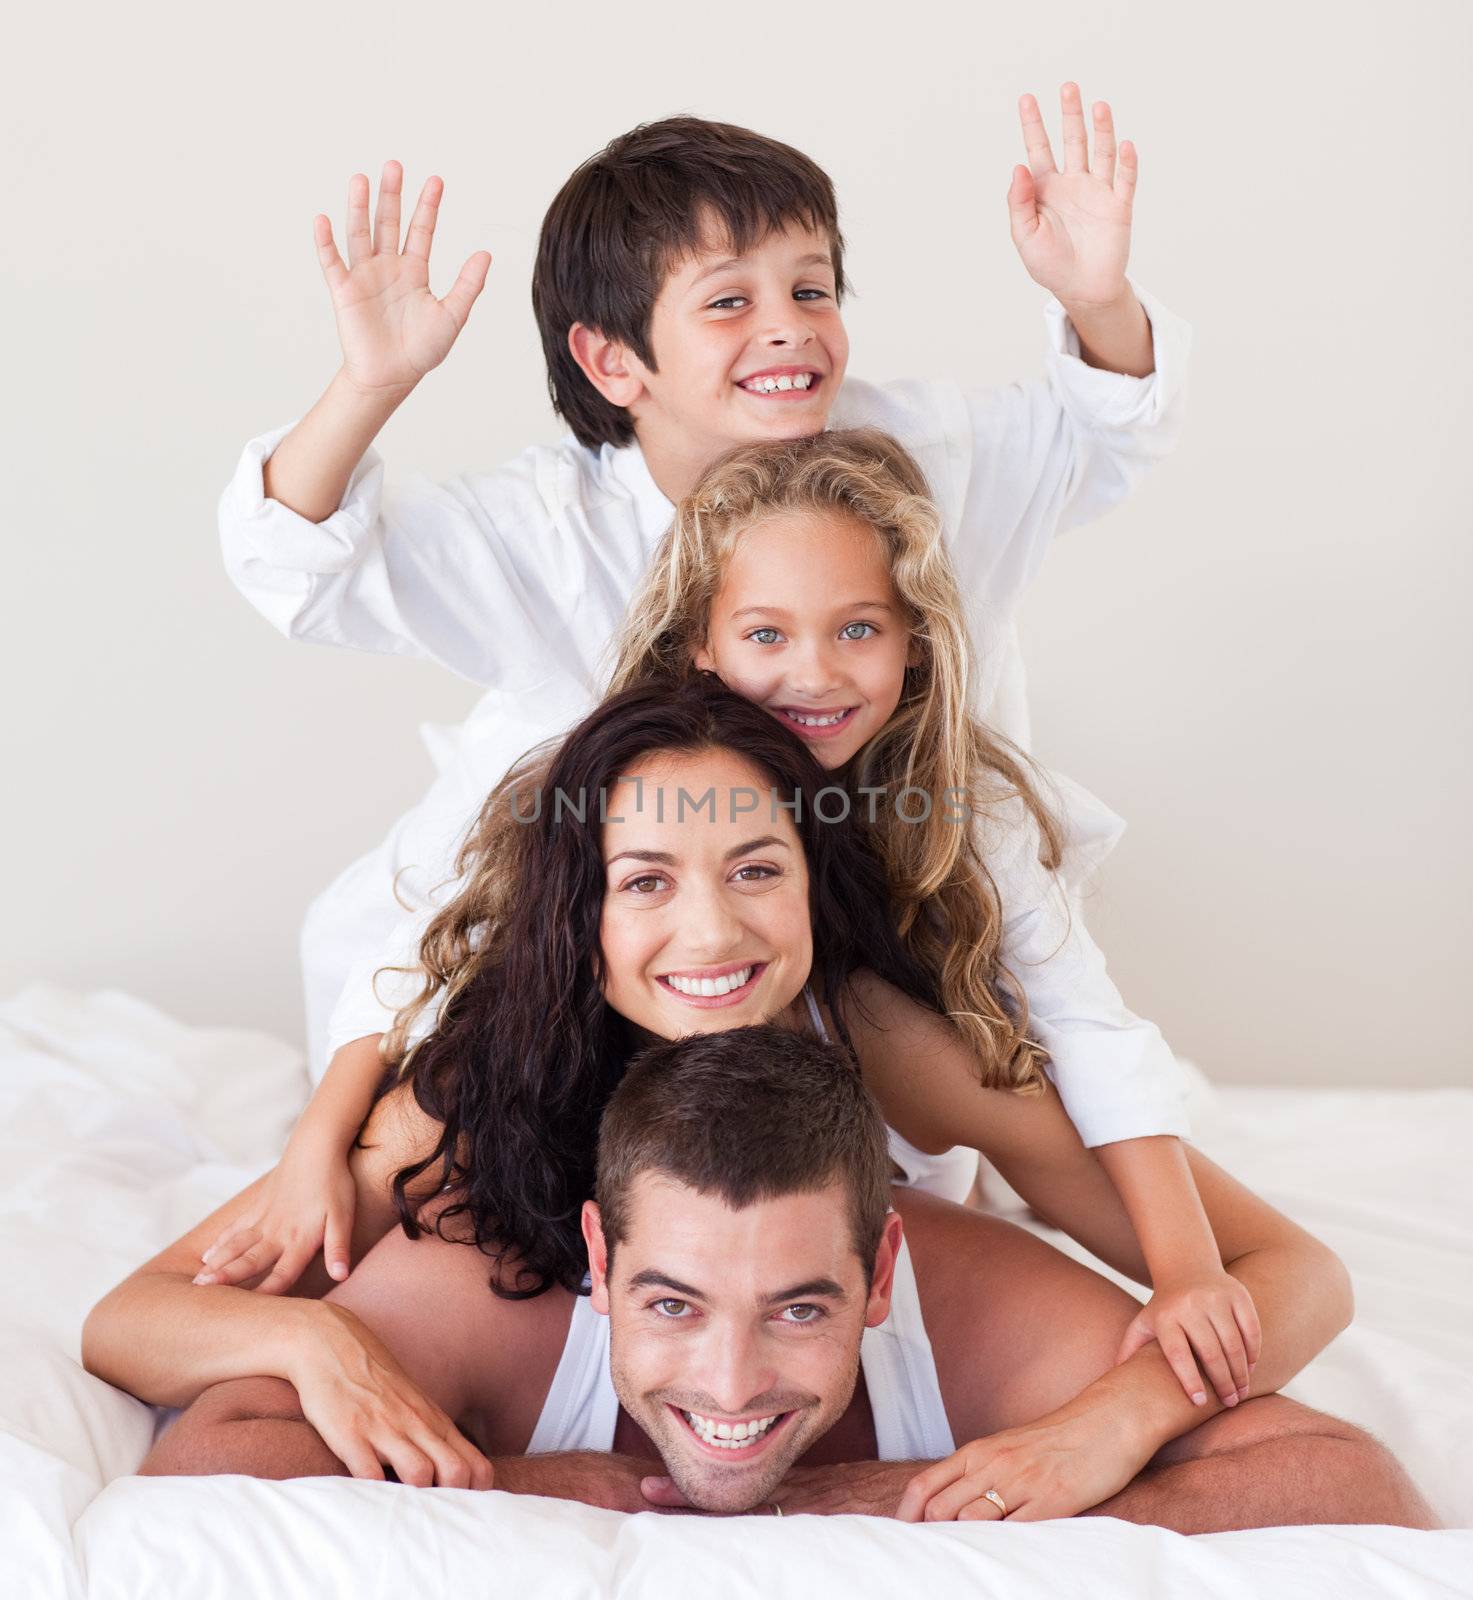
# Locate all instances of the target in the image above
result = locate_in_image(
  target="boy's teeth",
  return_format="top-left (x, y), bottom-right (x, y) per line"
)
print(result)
top-left (743, 372), bottom-right (813, 393)
top-left (683, 1410), bottom-right (779, 1447)
top-left (665, 966), bottom-right (753, 998)
top-left (784, 709), bottom-right (848, 727)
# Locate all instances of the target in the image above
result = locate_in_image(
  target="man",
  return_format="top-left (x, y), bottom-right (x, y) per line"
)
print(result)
top-left (141, 1028), bottom-right (1433, 1529)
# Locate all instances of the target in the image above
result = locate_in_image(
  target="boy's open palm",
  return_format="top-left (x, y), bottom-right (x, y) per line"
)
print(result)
top-left (314, 161), bottom-right (491, 396)
top-left (1009, 83), bottom-right (1137, 310)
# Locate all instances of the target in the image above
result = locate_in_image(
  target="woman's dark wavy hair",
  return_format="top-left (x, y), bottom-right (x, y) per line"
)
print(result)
top-left (378, 673), bottom-right (940, 1300)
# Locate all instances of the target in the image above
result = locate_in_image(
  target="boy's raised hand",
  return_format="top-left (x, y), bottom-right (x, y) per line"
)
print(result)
top-left (314, 161), bottom-right (492, 397)
top-left (1008, 84), bottom-right (1137, 310)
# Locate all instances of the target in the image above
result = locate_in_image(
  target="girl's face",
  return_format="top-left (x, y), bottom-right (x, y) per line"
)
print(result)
top-left (692, 508), bottom-right (918, 772)
top-left (598, 746), bottom-right (814, 1041)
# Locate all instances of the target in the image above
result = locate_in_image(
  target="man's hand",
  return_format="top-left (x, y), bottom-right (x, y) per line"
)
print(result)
top-left (315, 161), bottom-right (492, 399)
top-left (494, 1453), bottom-right (676, 1514)
top-left (1009, 83), bottom-right (1136, 313)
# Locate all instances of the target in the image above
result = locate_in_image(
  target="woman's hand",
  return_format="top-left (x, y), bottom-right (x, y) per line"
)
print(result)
top-left (1116, 1272), bottom-right (1262, 1408)
top-left (292, 1301), bottom-right (494, 1489)
top-left (1008, 83), bottom-right (1137, 311)
top-left (315, 161), bottom-right (492, 398)
top-left (194, 1138), bottom-right (357, 1294)
top-left (895, 1394), bottom-right (1151, 1523)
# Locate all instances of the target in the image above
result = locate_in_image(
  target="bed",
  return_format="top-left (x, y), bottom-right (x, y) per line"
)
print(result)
top-left (2, 982), bottom-right (1469, 1597)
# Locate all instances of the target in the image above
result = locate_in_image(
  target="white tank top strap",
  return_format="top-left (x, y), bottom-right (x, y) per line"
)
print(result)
top-left (525, 1283), bottom-right (619, 1455)
top-left (859, 1236), bottom-right (956, 1460)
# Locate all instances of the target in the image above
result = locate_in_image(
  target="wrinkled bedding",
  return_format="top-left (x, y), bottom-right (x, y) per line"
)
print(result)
top-left (1, 984), bottom-right (1468, 1597)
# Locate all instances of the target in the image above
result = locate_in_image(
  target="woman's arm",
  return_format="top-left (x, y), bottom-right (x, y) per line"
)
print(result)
top-left (80, 1073), bottom-right (443, 1407)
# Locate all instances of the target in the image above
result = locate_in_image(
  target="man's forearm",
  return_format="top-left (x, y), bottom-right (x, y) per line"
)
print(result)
top-left (262, 368), bottom-right (412, 523)
top-left (1062, 287), bottom-right (1154, 377)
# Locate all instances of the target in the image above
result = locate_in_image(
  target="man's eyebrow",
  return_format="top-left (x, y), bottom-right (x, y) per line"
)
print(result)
top-left (767, 1277), bottom-right (848, 1303)
top-left (729, 600), bottom-right (897, 622)
top-left (689, 250), bottom-right (834, 288)
top-left (624, 1270), bottom-right (849, 1304)
top-left (626, 1269), bottom-right (707, 1299)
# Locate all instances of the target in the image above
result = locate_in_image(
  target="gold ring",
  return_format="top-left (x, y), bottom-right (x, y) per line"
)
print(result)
top-left (982, 1488), bottom-right (1008, 1517)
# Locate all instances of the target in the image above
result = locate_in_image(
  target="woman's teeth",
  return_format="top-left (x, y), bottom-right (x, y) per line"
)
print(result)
top-left (740, 373), bottom-right (814, 393)
top-left (683, 1410), bottom-right (780, 1447)
top-left (665, 966), bottom-right (752, 997)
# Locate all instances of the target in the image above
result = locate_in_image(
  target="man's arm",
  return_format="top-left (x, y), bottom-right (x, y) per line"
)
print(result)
top-left (138, 1373), bottom-right (663, 1509)
top-left (695, 1396), bottom-right (1433, 1529)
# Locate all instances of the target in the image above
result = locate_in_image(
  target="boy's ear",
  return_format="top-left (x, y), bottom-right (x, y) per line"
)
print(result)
top-left (582, 1200), bottom-right (612, 1314)
top-left (568, 323), bottom-right (646, 410)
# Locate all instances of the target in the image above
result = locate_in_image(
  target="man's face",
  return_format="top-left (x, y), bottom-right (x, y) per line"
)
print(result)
top-left (626, 217), bottom-right (850, 467)
top-left (583, 1176), bottom-right (900, 1514)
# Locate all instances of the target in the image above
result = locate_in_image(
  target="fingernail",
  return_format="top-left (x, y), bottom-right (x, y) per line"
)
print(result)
top-left (191, 1273), bottom-right (212, 1286)
top-left (1238, 1387), bottom-right (1250, 1401)
top-left (201, 1249), bottom-right (216, 1264)
top-left (1192, 1391), bottom-right (1206, 1405)
top-left (1224, 1393), bottom-right (1238, 1406)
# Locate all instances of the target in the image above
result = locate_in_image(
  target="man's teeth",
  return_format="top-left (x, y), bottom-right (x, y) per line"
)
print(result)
top-left (665, 966), bottom-right (753, 998)
top-left (741, 372), bottom-right (814, 393)
top-left (782, 708), bottom-right (850, 728)
top-left (683, 1410), bottom-right (780, 1447)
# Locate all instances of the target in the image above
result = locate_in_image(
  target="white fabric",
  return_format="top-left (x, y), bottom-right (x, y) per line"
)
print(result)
top-left (4, 983), bottom-right (1468, 1597)
top-left (527, 1238), bottom-right (955, 1463)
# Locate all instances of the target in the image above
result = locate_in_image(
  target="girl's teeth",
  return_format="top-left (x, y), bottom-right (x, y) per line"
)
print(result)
top-left (784, 709), bottom-right (849, 728)
top-left (665, 966), bottom-right (753, 997)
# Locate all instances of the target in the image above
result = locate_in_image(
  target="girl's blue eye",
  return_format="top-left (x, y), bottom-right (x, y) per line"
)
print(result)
top-left (748, 627), bottom-right (782, 645)
top-left (841, 622), bottom-right (876, 641)
top-left (795, 289), bottom-right (829, 300)
top-left (709, 296), bottom-right (747, 310)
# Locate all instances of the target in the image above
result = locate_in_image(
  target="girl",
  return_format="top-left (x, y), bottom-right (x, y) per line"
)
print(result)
top-left (86, 679), bottom-right (1345, 1514)
top-left (200, 431), bottom-right (1256, 1408)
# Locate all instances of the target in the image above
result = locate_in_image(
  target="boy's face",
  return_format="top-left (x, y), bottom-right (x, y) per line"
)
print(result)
top-left (584, 1177), bottom-right (900, 1514)
top-left (628, 218), bottom-right (849, 471)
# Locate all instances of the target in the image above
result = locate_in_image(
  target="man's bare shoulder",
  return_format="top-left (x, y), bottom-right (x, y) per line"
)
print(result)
top-left (892, 1188), bottom-right (1133, 1440)
top-left (327, 1201), bottom-right (574, 1452)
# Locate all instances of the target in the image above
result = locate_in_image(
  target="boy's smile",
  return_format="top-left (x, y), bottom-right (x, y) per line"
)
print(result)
top-left (625, 217), bottom-right (849, 499)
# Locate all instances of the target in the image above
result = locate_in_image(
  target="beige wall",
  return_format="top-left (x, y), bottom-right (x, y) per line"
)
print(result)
top-left (4, 0), bottom-right (1468, 1085)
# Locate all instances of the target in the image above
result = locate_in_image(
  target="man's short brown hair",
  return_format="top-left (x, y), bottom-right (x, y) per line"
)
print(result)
top-left (532, 115), bottom-right (848, 452)
top-left (595, 1023), bottom-right (890, 1278)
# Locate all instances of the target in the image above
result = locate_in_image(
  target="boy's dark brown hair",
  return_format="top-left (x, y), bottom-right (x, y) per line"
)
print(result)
top-left (595, 1024), bottom-right (891, 1280)
top-left (533, 115), bottom-right (849, 452)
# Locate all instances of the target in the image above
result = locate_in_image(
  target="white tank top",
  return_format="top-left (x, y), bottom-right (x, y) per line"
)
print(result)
top-left (527, 984), bottom-right (960, 1461)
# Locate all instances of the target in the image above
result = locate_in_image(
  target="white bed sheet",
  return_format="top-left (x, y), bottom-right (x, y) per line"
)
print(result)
top-left (1, 983), bottom-right (1469, 1598)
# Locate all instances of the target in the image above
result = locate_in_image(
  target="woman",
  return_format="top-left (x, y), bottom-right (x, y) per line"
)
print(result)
top-left (83, 678), bottom-right (1352, 1507)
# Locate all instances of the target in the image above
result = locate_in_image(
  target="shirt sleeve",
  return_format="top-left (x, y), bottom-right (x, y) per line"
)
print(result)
top-left (948, 279), bottom-right (1192, 615)
top-left (988, 808), bottom-right (1191, 1148)
top-left (217, 422), bottom-right (599, 691)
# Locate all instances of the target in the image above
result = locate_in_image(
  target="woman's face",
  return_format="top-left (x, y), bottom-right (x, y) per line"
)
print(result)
top-left (598, 746), bottom-right (813, 1040)
top-left (692, 507), bottom-right (918, 772)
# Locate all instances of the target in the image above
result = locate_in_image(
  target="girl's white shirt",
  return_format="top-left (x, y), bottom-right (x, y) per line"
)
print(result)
top-left (218, 286), bottom-right (1192, 1146)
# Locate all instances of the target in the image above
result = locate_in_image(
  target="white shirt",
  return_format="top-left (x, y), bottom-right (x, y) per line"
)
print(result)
top-left (218, 285), bottom-right (1192, 1145)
